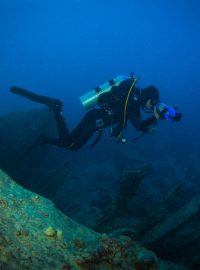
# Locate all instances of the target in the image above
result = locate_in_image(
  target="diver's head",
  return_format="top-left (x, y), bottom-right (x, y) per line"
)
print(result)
top-left (140, 85), bottom-right (160, 111)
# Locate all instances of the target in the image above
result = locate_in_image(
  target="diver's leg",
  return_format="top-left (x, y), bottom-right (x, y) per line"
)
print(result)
top-left (32, 109), bottom-right (107, 151)
top-left (36, 109), bottom-right (98, 150)
top-left (30, 110), bottom-right (73, 149)
top-left (53, 110), bottom-right (72, 147)
top-left (40, 109), bottom-right (100, 150)
top-left (66, 109), bottom-right (106, 150)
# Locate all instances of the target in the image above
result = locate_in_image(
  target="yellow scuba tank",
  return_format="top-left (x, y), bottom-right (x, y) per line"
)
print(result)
top-left (80, 75), bottom-right (130, 110)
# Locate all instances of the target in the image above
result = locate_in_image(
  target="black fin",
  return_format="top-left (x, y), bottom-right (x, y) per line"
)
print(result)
top-left (10, 86), bottom-right (63, 111)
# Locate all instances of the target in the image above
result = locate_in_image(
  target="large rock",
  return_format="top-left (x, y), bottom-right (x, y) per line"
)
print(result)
top-left (0, 108), bottom-right (65, 190)
top-left (0, 108), bottom-right (55, 165)
top-left (0, 169), bottom-right (187, 270)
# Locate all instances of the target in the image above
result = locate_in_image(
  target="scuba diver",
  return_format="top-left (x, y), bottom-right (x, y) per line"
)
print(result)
top-left (10, 73), bottom-right (182, 151)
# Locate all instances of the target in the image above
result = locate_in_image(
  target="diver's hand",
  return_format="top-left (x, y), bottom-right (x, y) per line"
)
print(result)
top-left (173, 111), bottom-right (183, 122)
top-left (154, 106), bottom-right (168, 120)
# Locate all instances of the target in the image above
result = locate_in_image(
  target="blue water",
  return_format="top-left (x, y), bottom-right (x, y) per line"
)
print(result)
top-left (0, 0), bottom-right (200, 147)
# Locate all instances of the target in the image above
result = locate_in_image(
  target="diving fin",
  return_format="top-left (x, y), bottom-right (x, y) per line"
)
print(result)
top-left (10, 86), bottom-right (63, 111)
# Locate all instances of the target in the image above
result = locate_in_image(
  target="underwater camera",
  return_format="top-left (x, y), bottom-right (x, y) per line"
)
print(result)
top-left (157, 103), bottom-right (182, 122)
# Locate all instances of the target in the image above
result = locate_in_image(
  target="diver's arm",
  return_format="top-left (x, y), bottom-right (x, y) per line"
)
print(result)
top-left (129, 114), bottom-right (158, 132)
top-left (139, 116), bottom-right (158, 131)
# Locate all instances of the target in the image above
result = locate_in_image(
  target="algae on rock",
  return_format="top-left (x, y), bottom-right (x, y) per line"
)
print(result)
top-left (0, 169), bottom-right (187, 270)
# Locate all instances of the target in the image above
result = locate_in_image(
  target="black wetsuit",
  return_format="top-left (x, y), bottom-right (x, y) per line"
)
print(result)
top-left (42, 79), bottom-right (158, 151)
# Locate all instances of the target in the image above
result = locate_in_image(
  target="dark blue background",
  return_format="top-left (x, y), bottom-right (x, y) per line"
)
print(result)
top-left (0, 0), bottom-right (199, 145)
